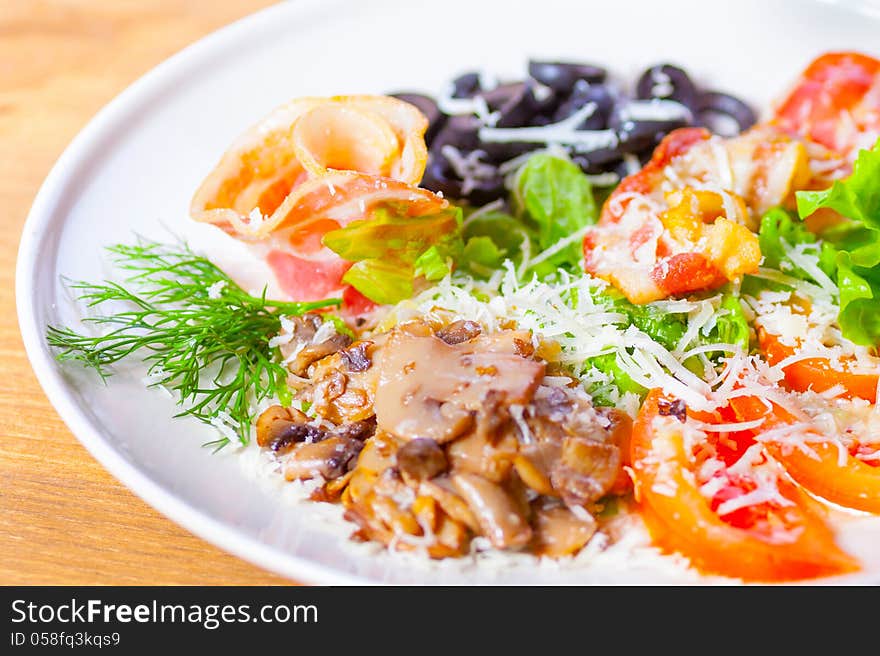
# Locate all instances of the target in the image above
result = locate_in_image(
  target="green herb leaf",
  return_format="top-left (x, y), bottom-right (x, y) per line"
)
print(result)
top-left (45, 239), bottom-right (340, 448)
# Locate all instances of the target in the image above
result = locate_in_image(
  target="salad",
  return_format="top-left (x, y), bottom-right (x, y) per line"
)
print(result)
top-left (48, 52), bottom-right (880, 582)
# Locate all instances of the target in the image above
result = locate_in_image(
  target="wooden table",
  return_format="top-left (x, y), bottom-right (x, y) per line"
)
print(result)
top-left (0, 0), bottom-right (291, 585)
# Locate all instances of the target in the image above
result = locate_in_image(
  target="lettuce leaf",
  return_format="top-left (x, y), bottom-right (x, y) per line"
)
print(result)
top-left (796, 139), bottom-right (880, 345)
top-left (797, 138), bottom-right (880, 229)
top-left (460, 210), bottom-right (534, 276)
top-left (757, 207), bottom-right (838, 282)
top-left (585, 353), bottom-right (646, 406)
top-left (322, 205), bottom-right (463, 305)
top-left (714, 294), bottom-right (750, 352)
top-left (836, 253), bottom-right (880, 346)
top-left (585, 290), bottom-right (749, 404)
top-left (515, 153), bottom-right (598, 268)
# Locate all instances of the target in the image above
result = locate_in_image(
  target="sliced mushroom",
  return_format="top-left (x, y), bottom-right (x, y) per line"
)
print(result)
top-left (255, 404), bottom-right (324, 453)
top-left (339, 341), bottom-right (373, 372)
top-left (551, 437), bottom-right (622, 506)
top-left (435, 319), bottom-right (482, 345)
top-left (374, 322), bottom-right (545, 443)
top-left (451, 472), bottom-right (532, 549)
top-left (513, 441), bottom-right (560, 497)
top-left (418, 479), bottom-right (480, 533)
top-left (297, 350), bottom-right (379, 424)
top-left (283, 436), bottom-right (363, 481)
top-left (446, 429), bottom-right (518, 483)
top-left (288, 330), bottom-right (352, 377)
top-left (397, 438), bottom-right (448, 485)
top-left (530, 501), bottom-right (597, 557)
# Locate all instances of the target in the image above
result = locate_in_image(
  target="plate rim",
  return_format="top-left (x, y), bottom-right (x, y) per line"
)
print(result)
top-left (15, 0), bottom-right (880, 585)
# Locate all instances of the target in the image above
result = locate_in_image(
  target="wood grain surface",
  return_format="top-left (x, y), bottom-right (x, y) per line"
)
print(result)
top-left (0, 0), bottom-right (293, 585)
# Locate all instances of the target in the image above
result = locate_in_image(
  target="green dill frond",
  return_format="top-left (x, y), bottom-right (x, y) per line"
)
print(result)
top-left (46, 238), bottom-right (341, 446)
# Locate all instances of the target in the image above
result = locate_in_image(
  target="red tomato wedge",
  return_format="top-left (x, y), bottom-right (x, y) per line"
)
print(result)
top-left (729, 395), bottom-right (880, 514)
top-left (772, 52), bottom-right (880, 163)
top-left (598, 127), bottom-right (711, 225)
top-left (631, 389), bottom-right (859, 581)
top-left (758, 328), bottom-right (879, 402)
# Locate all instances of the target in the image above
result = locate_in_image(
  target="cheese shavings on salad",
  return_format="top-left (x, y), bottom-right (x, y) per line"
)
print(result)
top-left (47, 53), bottom-right (880, 583)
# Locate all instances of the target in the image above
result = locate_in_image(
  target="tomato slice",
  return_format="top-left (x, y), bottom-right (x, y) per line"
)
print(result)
top-left (772, 52), bottom-right (880, 162)
top-left (631, 389), bottom-right (859, 581)
top-left (730, 395), bottom-right (880, 514)
top-left (597, 127), bottom-right (710, 225)
top-left (758, 328), bottom-right (879, 402)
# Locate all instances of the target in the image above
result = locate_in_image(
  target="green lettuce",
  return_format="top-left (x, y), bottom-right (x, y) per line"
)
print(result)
top-left (515, 153), bottom-right (598, 268)
top-left (585, 352), bottom-right (646, 407)
top-left (460, 210), bottom-right (535, 275)
top-left (456, 153), bottom-right (602, 279)
top-left (322, 205), bottom-right (463, 305)
top-left (795, 138), bottom-right (880, 345)
top-left (757, 208), bottom-right (837, 279)
top-left (585, 290), bottom-right (749, 405)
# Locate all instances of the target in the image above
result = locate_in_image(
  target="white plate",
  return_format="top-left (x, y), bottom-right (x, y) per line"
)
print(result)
top-left (17, 0), bottom-right (880, 584)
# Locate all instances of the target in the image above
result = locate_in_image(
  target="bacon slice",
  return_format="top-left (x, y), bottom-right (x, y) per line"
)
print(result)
top-left (771, 52), bottom-right (880, 167)
top-left (191, 95), bottom-right (431, 239)
top-left (189, 95), bottom-right (444, 308)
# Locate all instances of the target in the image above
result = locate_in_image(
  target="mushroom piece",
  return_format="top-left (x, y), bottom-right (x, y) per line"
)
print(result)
top-left (255, 405), bottom-right (324, 454)
top-left (283, 436), bottom-right (363, 481)
top-left (296, 347), bottom-right (379, 425)
top-left (435, 320), bottom-right (482, 345)
top-left (551, 437), bottom-right (622, 507)
top-left (451, 473), bottom-right (533, 549)
top-left (446, 429), bottom-right (518, 483)
top-left (287, 323), bottom-right (353, 377)
top-left (374, 322), bottom-right (545, 443)
top-left (530, 501), bottom-right (597, 557)
top-left (513, 442), bottom-right (560, 497)
top-left (417, 479), bottom-right (481, 533)
top-left (397, 438), bottom-right (448, 485)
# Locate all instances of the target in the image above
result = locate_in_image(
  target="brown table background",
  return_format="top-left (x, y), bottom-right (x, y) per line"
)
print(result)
top-left (0, 0), bottom-right (292, 585)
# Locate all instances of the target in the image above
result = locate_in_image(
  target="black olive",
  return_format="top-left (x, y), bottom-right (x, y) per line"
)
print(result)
top-left (609, 100), bottom-right (690, 154)
top-left (615, 119), bottom-right (687, 154)
top-left (479, 139), bottom-right (541, 163)
top-left (420, 154), bottom-right (464, 198)
top-left (390, 92), bottom-right (446, 145)
top-left (636, 64), bottom-right (698, 108)
top-left (431, 114), bottom-right (482, 152)
top-left (421, 149), bottom-right (505, 204)
top-left (479, 82), bottom-right (542, 128)
top-left (572, 148), bottom-right (623, 173)
top-left (694, 91), bottom-right (757, 135)
top-left (553, 80), bottom-right (614, 129)
top-left (463, 176), bottom-right (507, 205)
top-left (528, 60), bottom-right (607, 92)
top-left (452, 71), bottom-right (481, 98)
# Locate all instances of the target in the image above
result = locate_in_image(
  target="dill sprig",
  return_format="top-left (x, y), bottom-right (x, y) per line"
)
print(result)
top-left (46, 238), bottom-right (340, 449)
